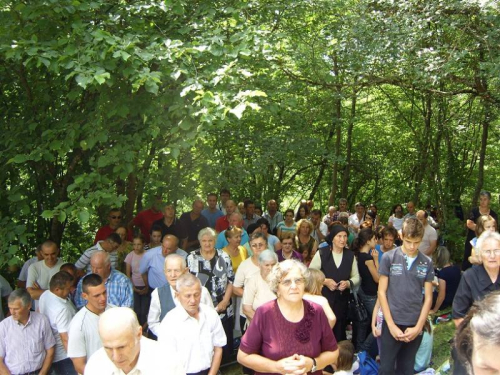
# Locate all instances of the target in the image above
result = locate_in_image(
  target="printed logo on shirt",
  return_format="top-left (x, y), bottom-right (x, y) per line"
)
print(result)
top-left (416, 264), bottom-right (428, 279)
top-left (390, 263), bottom-right (403, 276)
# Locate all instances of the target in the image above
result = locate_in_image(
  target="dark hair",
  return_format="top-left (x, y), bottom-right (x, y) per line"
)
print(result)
top-left (150, 224), bottom-right (162, 235)
top-left (219, 188), bottom-right (231, 196)
top-left (391, 204), bottom-right (403, 214)
top-left (351, 228), bottom-right (375, 256)
top-left (360, 220), bottom-right (373, 230)
top-left (355, 202), bottom-right (365, 208)
top-left (49, 271), bottom-right (74, 291)
top-left (295, 204), bottom-right (309, 222)
top-left (60, 263), bottom-right (77, 274)
top-left (336, 340), bottom-right (355, 371)
top-left (249, 232), bottom-right (267, 244)
top-left (246, 223), bottom-right (259, 235)
top-left (207, 192), bottom-right (217, 199)
top-left (284, 209), bottom-right (295, 217)
top-left (133, 234), bottom-right (145, 243)
top-left (311, 209), bottom-right (322, 217)
top-left (381, 226), bottom-right (398, 240)
top-left (82, 273), bottom-right (104, 294)
top-left (338, 216), bottom-right (348, 226)
top-left (402, 218), bottom-right (424, 239)
top-left (244, 199), bottom-right (255, 208)
top-left (256, 218), bottom-right (270, 229)
top-left (106, 232), bottom-right (122, 245)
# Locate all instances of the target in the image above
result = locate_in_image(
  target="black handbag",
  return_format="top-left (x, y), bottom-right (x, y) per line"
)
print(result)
top-left (347, 280), bottom-right (368, 322)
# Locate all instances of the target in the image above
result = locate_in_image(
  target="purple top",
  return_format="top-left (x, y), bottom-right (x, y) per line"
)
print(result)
top-left (276, 250), bottom-right (304, 263)
top-left (240, 299), bottom-right (337, 375)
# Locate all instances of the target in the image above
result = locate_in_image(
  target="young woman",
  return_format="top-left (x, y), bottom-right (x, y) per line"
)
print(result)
top-left (295, 204), bottom-right (310, 222)
top-left (276, 209), bottom-right (297, 238)
top-left (125, 235), bottom-right (149, 326)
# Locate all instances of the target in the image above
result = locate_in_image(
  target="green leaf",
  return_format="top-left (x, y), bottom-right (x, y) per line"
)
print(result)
top-left (58, 211), bottom-right (67, 222)
top-left (8, 154), bottom-right (27, 164)
top-left (78, 210), bottom-right (90, 223)
top-left (229, 103), bottom-right (247, 119)
top-left (41, 210), bottom-right (54, 219)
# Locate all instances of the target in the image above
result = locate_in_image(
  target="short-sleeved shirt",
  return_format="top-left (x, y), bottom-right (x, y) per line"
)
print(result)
top-left (388, 216), bottom-right (404, 231)
top-left (276, 221), bottom-right (297, 234)
top-left (222, 246), bottom-right (248, 274)
top-left (452, 265), bottom-right (500, 319)
top-left (378, 247), bottom-right (434, 326)
top-left (215, 215), bottom-right (230, 233)
top-left (239, 299), bottom-right (337, 375)
top-left (68, 306), bottom-right (112, 360)
top-left (133, 209), bottom-right (164, 243)
top-left (94, 225), bottom-right (115, 244)
top-left (262, 212), bottom-right (284, 233)
top-left (234, 258), bottom-right (260, 316)
top-left (0, 312), bottom-right (56, 374)
top-left (242, 273), bottom-right (276, 311)
top-left (39, 290), bottom-right (77, 362)
top-left (418, 224), bottom-right (438, 254)
top-left (358, 252), bottom-right (378, 296)
top-left (124, 251), bottom-right (146, 287)
top-left (276, 249), bottom-right (304, 263)
top-left (216, 229), bottom-right (250, 249)
top-left (201, 208), bottom-right (224, 229)
top-left (27, 259), bottom-right (64, 310)
top-left (75, 242), bottom-right (118, 272)
top-left (152, 218), bottom-right (188, 242)
top-left (138, 246), bottom-right (188, 289)
top-left (18, 257), bottom-right (38, 282)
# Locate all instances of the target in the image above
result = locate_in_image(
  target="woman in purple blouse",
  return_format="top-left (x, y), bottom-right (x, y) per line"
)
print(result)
top-left (237, 260), bottom-right (339, 374)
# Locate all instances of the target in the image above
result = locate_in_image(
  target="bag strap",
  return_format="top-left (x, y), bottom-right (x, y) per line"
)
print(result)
top-left (348, 279), bottom-right (360, 303)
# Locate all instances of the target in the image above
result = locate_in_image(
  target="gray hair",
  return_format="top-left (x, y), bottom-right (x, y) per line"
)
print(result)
top-left (197, 227), bottom-right (217, 242)
top-left (8, 288), bottom-right (32, 307)
top-left (339, 212), bottom-right (350, 219)
top-left (91, 250), bottom-right (111, 265)
top-left (164, 253), bottom-right (186, 269)
top-left (339, 198), bottom-right (347, 204)
top-left (99, 307), bottom-right (140, 336)
top-left (230, 212), bottom-right (243, 221)
top-left (476, 231), bottom-right (500, 255)
top-left (258, 249), bottom-right (278, 264)
top-left (268, 259), bottom-right (309, 294)
top-left (479, 190), bottom-right (492, 200)
top-left (176, 272), bottom-right (202, 293)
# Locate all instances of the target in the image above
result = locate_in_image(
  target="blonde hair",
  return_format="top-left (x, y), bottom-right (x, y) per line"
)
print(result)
top-left (306, 269), bottom-right (325, 295)
top-left (295, 219), bottom-right (313, 237)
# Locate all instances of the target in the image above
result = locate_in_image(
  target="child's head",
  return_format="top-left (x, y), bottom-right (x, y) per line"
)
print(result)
top-left (401, 218), bottom-right (424, 255)
top-left (381, 226), bottom-right (398, 250)
top-left (336, 340), bottom-right (355, 371)
top-left (298, 243), bottom-right (311, 262)
top-left (305, 269), bottom-right (325, 296)
top-left (475, 215), bottom-right (497, 237)
top-left (133, 235), bottom-right (145, 253)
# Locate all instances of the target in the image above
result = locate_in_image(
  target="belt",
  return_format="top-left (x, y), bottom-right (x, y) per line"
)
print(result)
top-left (13, 370), bottom-right (40, 375)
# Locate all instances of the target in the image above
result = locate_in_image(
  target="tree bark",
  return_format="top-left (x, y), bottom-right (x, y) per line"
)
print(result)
top-left (341, 88), bottom-right (357, 198)
top-left (472, 99), bottom-right (490, 205)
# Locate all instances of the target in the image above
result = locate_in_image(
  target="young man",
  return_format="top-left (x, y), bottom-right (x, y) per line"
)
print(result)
top-left (378, 218), bottom-right (434, 375)
top-left (201, 193), bottom-right (224, 229)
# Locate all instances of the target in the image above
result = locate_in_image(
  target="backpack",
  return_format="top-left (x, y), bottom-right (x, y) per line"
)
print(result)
top-left (356, 351), bottom-right (379, 375)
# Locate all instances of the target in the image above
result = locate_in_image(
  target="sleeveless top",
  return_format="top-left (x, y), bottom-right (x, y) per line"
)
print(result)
top-left (319, 248), bottom-right (354, 306)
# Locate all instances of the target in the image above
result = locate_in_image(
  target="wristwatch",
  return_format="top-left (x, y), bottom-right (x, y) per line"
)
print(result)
top-left (311, 357), bottom-right (317, 372)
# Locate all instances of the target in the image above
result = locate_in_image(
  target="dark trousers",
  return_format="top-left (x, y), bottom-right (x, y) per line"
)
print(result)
top-left (379, 321), bottom-right (423, 375)
top-left (221, 316), bottom-right (234, 362)
top-left (133, 287), bottom-right (151, 326)
top-left (355, 289), bottom-right (377, 351)
top-left (50, 358), bottom-right (77, 375)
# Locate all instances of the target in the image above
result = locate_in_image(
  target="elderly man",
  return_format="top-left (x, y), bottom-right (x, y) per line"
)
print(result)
top-left (148, 254), bottom-right (213, 337)
top-left (27, 240), bottom-right (64, 309)
top-left (39, 271), bottom-right (77, 374)
top-left (180, 199), bottom-right (210, 252)
top-left (94, 208), bottom-right (124, 244)
top-left (202, 193), bottom-right (224, 229)
top-left (417, 210), bottom-right (438, 256)
top-left (216, 212), bottom-right (250, 248)
top-left (215, 199), bottom-right (237, 233)
top-left (85, 307), bottom-right (183, 375)
top-left (75, 251), bottom-right (133, 309)
top-left (262, 199), bottom-right (283, 235)
top-left (159, 273), bottom-right (226, 375)
top-left (333, 198), bottom-right (351, 221)
top-left (0, 289), bottom-right (55, 375)
top-left (139, 235), bottom-right (188, 290)
top-left (75, 233), bottom-right (122, 273)
top-left (152, 203), bottom-right (188, 249)
top-left (68, 274), bottom-right (111, 374)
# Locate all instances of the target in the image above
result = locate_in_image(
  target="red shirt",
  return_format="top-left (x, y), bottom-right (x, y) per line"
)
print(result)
top-left (133, 209), bottom-right (164, 243)
top-left (94, 225), bottom-right (115, 244)
top-left (215, 215), bottom-right (230, 233)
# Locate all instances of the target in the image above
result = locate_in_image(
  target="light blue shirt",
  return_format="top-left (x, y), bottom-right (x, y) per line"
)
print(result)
top-left (138, 246), bottom-right (188, 289)
top-left (216, 229), bottom-right (249, 249)
top-left (201, 208), bottom-right (224, 229)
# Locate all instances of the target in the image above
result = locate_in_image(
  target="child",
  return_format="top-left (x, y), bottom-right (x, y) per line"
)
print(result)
top-left (378, 218), bottom-right (434, 375)
top-left (125, 235), bottom-right (150, 326)
top-left (331, 340), bottom-right (359, 375)
top-left (469, 215), bottom-right (497, 265)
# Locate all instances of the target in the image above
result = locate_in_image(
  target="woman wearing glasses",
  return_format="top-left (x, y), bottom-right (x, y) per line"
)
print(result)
top-left (238, 260), bottom-right (339, 374)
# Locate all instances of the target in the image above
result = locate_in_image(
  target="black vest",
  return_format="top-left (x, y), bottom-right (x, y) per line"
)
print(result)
top-left (158, 284), bottom-right (176, 321)
top-left (320, 248), bottom-right (354, 310)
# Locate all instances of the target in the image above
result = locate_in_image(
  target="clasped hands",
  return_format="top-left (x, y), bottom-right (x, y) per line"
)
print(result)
top-left (389, 323), bottom-right (421, 343)
top-left (276, 354), bottom-right (313, 375)
top-left (324, 278), bottom-right (348, 291)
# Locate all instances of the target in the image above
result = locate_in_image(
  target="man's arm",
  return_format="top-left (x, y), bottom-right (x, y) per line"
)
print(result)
top-left (0, 358), bottom-right (11, 375)
top-left (71, 357), bottom-right (86, 374)
top-left (208, 347), bottom-right (223, 375)
top-left (39, 346), bottom-right (55, 375)
top-left (27, 282), bottom-right (46, 300)
top-left (59, 332), bottom-right (69, 352)
top-left (402, 282), bottom-right (433, 341)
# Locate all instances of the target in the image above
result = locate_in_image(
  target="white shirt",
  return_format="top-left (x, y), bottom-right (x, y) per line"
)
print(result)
top-left (348, 213), bottom-right (364, 231)
top-left (18, 257), bottom-right (38, 282)
top-left (418, 224), bottom-right (438, 255)
top-left (68, 306), bottom-right (112, 360)
top-left (85, 336), bottom-right (184, 375)
top-left (158, 304), bottom-right (226, 373)
top-left (0, 275), bottom-right (12, 322)
top-left (39, 290), bottom-right (77, 362)
top-left (233, 258), bottom-right (260, 316)
top-left (27, 259), bottom-right (64, 310)
top-left (147, 285), bottom-right (214, 337)
top-left (312, 222), bottom-right (328, 243)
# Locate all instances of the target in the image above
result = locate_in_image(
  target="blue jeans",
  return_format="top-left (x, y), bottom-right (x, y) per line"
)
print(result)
top-left (355, 288), bottom-right (377, 351)
top-left (50, 358), bottom-right (77, 375)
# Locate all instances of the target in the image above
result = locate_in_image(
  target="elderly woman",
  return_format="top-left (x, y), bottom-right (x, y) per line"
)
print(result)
top-left (304, 269), bottom-right (336, 328)
top-left (309, 225), bottom-right (360, 341)
top-left (238, 260), bottom-right (339, 374)
top-left (242, 250), bottom-right (278, 324)
top-left (296, 219), bottom-right (318, 265)
top-left (223, 226), bottom-right (248, 274)
top-left (186, 227), bottom-right (234, 361)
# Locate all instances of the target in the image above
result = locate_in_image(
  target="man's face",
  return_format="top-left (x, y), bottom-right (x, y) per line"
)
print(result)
top-left (176, 283), bottom-right (202, 317)
top-left (161, 238), bottom-right (177, 257)
top-left (402, 236), bottom-right (421, 257)
top-left (41, 244), bottom-right (59, 267)
top-left (8, 299), bottom-right (31, 322)
top-left (339, 201), bottom-right (347, 211)
top-left (83, 283), bottom-right (107, 311)
top-left (207, 196), bottom-right (217, 209)
top-left (417, 212), bottom-right (427, 226)
top-left (55, 281), bottom-right (73, 300)
top-left (91, 258), bottom-right (111, 279)
top-left (246, 204), bottom-right (255, 216)
top-left (268, 200), bottom-right (277, 213)
top-left (107, 240), bottom-right (120, 253)
top-left (102, 328), bottom-right (141, 372)
top-left (164, 258), bottom-right (185, 288)
top-left (311, 213), bottom-right (320, 225)
top-left (220, 192), bottom-right (230, 204)
top-left (192, 201), bottom-right (204, 215)
top-left (356, 205), bottom-right (365, 216)
top-left (225, 201), bottom-right (236, 215)
top-left (407, 203), bottom-right (415, 213)
top-left (383, 235), bottom-right (395, 250)
top-left (150, 231), bottom-right (162, 246)
top-left (229, 214), bottom-right (242, 228)
top-left (108, 210), bottom-right (122, 227)
top-left (163, 205), bottom-right (175, 219)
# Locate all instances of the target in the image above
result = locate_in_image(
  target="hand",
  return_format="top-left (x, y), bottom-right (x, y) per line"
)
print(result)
top-left (372, 325), bottom-right (381, 338)
top-left (338, 280), bottom-right (349, 291)
top-left (137, 286), bottom-right (149, 295)
top-left (428, 309), bottom-right (436, 315)
top-left (324, 278), bottom-right (337, 291)
top-left (371, 249), bottom-right (379, 261)
top-left (32, 281), bottom-right (41, 290)
top-left (275, 354), bottom-right (306, 375)
top-left (401, 326), bottom-right (422, 342)
top-left (388, 323), bottom-right (405, 341)
top-left (215, 300), bottom-right (229, 313)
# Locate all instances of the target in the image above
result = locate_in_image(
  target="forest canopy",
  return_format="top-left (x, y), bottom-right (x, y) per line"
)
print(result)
top-left (1, 0), bottom-right (499, 266)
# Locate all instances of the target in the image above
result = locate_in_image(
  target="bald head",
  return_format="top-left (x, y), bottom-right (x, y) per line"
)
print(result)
top-left (229, 212), bottom-right (243, 227)
top-left (225, 200), bottom-right (236, 215)
top-left (416, 210), bottom-right (428, 225)
top-left (99, 307), bottom-right (140, 335)
top-left (162, 235), bottom-right (179, 257)
top-left (90, 251), bottom-right (111, 279)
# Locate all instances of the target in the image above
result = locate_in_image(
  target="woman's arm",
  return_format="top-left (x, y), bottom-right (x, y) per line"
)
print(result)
top-left (242, 304), bottom-right (256, 321)
top-left (365, 260), bottom-right (380, 283)
top-left (430, 279), bottom-right (446, 314)
top-left (216, 283), bottom-right (233, 313)
top-left (372, 298), bottom-right (381, 337)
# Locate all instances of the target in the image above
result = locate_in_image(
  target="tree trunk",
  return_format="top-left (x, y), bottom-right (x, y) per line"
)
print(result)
top-left (341, 88), bottom-right (357, 198)
top-left (472, 99), bottom-right (490, 205)
top-left (328, 96), bottom-right (342, 205)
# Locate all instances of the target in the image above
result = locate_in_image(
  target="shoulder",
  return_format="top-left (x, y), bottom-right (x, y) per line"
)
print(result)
top-left (110, 269), bottom-right (131, 283)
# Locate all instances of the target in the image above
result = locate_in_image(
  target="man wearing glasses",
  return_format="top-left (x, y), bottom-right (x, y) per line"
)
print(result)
top-left (94, 208), bottom-right (123, 244)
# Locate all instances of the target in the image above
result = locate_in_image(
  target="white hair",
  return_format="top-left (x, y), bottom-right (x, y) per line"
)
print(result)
top-left (99, 307), bottom-right (140, 336)
top-left (476, 231), bottom-right (500, 255)
top-left (175, 272), bottom-right (202, 293)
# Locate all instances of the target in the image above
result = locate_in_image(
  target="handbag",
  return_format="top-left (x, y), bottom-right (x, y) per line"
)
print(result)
top-left (347, 280), bottom-right (368, 322)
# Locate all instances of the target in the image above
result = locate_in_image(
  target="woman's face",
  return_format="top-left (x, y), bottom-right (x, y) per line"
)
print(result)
top-left (299, 207), bottom-right (306, 218)
top-left (471, 335), bottom-right (500, 375)
top-left (277, 267), bottom-right (305, 303)
top-left (480, 239), bottom-right (500, 272)
top-left (250, 237), bottom-right (267, 256)
top-left (260, 260), bottom-right (276, 279)
top-left (260, 225), bottom-right (269, 235)
top-left (116, 227), bottom-right (127, 241)
top-left (200, 235), bottom-right (215, 251)
top-left (368, 236), bottom-right (377, 249)
top-left (333, 231), bottom-right (347, 250)
top-left (282, 239), bottom-right (294, 254)
top-left (299, 222), bottom-right (309, 236)
top-left (479, 195), bottom-right (491, 208)
top-left (228, 233), bottom-right (242, 247)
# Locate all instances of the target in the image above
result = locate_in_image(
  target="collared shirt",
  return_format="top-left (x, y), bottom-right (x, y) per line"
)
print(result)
top-left (75, 269), bottom-right (133, 309)
top-left (243, 214), bottom-right (261, 230)
top-left (27, 259), bottom-right (64, 310)
top-left (312, 222), bottom-right (328, 244)
top-left (39, 291), bottom-right (76, 362)
top-left (18, 257), bottom-right (38, 282)
top-left (75, 242), bottom-right (118, 272)
top-left (158, 304), bottom-right (227, 373)
top-left (262, 211), bottom-right (283, 233)
top-left (215, 229), bottom-right (249, 249)
top-left (0, 312), bottom-right (56, 374)
top-left (348, 213), bottom-right (365, 231)
top-left (138, 246), bottom-right (188, 289)
top-left (452, 265), bottom-right (500, 319)
top-left (147, 285), bottom-right (214, 337)
top-left (85, 336), bottom-right (184, 375)
top-left (201, 208), bottom-right (224, 229)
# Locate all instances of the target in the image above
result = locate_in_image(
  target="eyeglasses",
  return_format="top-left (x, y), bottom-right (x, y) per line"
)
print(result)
top-left (250, 243), bottom-right (266, 248)
top-left (280, 278), bottom-right (305, 287)
top-left (482, 249), bottom-right (500, 257)
top-left (111, 215), bottom-right (122, 219)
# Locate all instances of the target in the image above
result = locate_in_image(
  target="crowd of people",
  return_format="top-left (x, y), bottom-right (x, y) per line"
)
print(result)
top-left (0, 188), bottom-right (499, 375)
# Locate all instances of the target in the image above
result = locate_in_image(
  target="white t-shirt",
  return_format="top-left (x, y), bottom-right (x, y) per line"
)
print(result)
top-left (85, 336), bottom-right (184, 375)
top-left (233, 258), bottom-right (260, 316)
top-left (27, 259), bottom-right (64, 310)
top-left (68, 306), bottom-right (112, 360)
top-left (312, 222), bottom-right (328, 243)
top-left (39, 291), bottom-right (76, 362)
top-left (348, 214), bottom-right (364, 231)
top-left (158, 303), bottom-right (227, 373)
top-left (418, 224), bottom-right (438, 255)
top-left (389, 216), bottom-right (404, 231)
